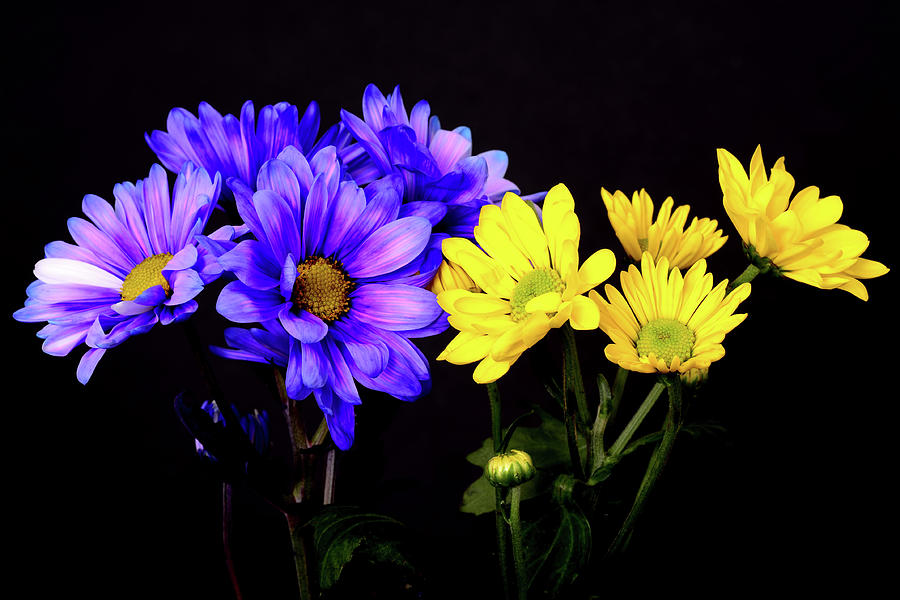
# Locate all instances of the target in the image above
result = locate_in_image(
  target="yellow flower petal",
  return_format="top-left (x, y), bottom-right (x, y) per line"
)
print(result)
top-left (569, 294), bottom-right (600, 330)
top-left (473, 355), bottom-right (514, 384)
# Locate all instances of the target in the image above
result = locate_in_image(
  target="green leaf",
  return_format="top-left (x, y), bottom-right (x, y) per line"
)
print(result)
top-left (308, 506), bottom-right (414, 590)
top-left (523, 501), bottom-right (592, 597)
top-left (461, 410), bottom-right (585, 515)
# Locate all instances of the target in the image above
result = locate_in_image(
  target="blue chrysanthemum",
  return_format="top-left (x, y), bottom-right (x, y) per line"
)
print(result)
top-left (339, 83), bottom-right (537, 238)
top-left (14, 163), bottom-right (233, 383)
top-left (212, 144), bottom-right (445, 449)
top-left (195, 400), bottom-right (270, 462)
top-left (146, 100), bottom-right (343, 194)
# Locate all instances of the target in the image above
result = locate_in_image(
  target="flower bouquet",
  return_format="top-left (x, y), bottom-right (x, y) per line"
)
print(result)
top-left (14, 83), bottom-right (888, 599)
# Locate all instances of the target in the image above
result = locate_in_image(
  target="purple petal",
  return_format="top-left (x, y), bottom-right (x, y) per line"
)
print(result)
top-left (335, 175), bottom-right (402, 260)
top-left (77, 348), bottom-right (107, 384)
top-left (217, 281), bottom-right (287, 323)
top-left (429, 129), bottom-right (472, 174)
top-left (279, 305), bottom-right (328, 343)
top-left (166, 269), bottom-right (204, 305)
top-left (285, 338), bottom-right (313, 399)
top-left (409, 100), bottom-right (431, 144)
top-left (362, 83), bottom-right (390, 132)
top-left (143, 164), bottom-right (173, 254)
top-left (318, 386), bottom-right (356, 450)
top-left (340, 109), bottom-right (392, 174)
top-left (301, 340), bottom-right (328, 389)
top-left (349, 284), bottom-right (442, 331)
top-left (219, 240), bottom-right (281, 290)
top-left (343, 217), bottom-right (431, 278)
top-left (322, 182), bottom-right (366, 258)
top-left (253, 189), bottom-right (302, 263)
top-left (324, 336), bottom-right (360, 405)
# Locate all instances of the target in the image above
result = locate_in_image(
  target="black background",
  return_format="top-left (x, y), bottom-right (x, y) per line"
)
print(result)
top-left (5, 1), bottom-right (897, 598)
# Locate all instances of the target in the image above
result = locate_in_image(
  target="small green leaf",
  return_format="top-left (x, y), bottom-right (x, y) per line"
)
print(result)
top-left (523, 502), bottom-right (592, 597)
top-left (308, 506), bottom-right (414, 590)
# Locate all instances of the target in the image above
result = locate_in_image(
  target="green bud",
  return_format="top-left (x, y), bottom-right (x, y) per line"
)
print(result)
top-left (484, 449), bottom-right (537, 488)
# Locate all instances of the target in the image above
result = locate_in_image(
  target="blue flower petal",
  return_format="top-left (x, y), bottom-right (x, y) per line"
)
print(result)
top-left (301, 340), bottom-right (328, 389)
top-left (219, 240), bottom-right (281, 290)
top-left (349, 284), bottom-right (442, 332)
top-left (285, 338), bottom-right (313, 399)
top-left (342, 217), bottom-right (431, 279)
top-left (217, 280), bottom-right (287, 323)
top-left (279, 305), bottom-right (328, 344)
top-left (76, 347), bottom-right (106, 384)
top-left (253, 189), bottom-right (302, 263)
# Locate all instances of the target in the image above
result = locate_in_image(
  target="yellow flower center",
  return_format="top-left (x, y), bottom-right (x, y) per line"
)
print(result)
top-left (509, 268), bottom-right (565, 322)
top-left (636, 318), bottom-right (695, 365)
top-left (121, 253), bottom-right (174, 301)
top-left (292, 256), bottom-right (354, 322)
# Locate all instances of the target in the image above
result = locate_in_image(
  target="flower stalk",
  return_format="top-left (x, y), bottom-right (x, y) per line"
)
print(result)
top-left (508, 486), bottom-right (528, 600)
top-left (486, 382), bottom-right (512, 600)
top-left (608, 376), bottom-right (683, 555)
top-left (607, 381), bottom-right (665, 458)
top-left (561, 325), bottom-right (587, 481)
top-left (728, 263), bottom-right (761, 292)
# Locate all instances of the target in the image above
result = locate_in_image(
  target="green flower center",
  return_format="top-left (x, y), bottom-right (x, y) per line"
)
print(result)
top-left (509, 268), bottom-right (565, 322)
top-left (638, 237), bottom-right (649, 252)
top-left (635, 318), bottom-right (695, 365)
top-left (121, 253), bottom-right (174, 301)
top-left (292, 256), bottom-right (354, 322)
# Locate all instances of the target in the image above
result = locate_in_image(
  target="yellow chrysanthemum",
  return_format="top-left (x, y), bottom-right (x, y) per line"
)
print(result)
top-left (717, 145), bottom-right (888, 300)
top-left (437, 184), bottom-right (617, 383)
top-left (429, 258), bottom-right (479, 295)
top-left (590, 253), bottom-right (750, 374)
top-left (601, 188), bottom-right (727, 270)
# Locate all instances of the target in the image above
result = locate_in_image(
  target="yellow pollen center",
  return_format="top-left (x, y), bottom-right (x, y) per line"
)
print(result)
top-left (636, 318), bottom-right (695, 365)
top-left (292, 256), bottom-right (354, 322)
top-left (509, 268), bottom-right (565, 322)
top-left (121, 253), bottom-right (174, 301)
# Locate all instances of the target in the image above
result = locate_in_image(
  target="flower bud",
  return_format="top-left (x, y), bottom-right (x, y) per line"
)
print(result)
top-left (680, 367), bottom-right (708, 389)
top-left (484, 449), bottom-right (536, 488)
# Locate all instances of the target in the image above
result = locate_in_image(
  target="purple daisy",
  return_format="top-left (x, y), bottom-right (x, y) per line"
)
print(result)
top-left (339, 83), bottom-right (537, 238)
top-left (212, 144), bottom-right (445, 450)
top-left (14, 162), bottom-right (233, 383)
top-left (145, 100), bottom-right (343, 193)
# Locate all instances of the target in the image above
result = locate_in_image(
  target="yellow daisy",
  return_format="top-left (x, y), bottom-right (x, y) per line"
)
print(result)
top-left (717, 145), bottom-right (888, 300)
top-left (436, 184), bottom-right (616, 383)
top-left (601, 188), bottom-right (727, 270)
top-left (590, 253), bottom-right (750, 374)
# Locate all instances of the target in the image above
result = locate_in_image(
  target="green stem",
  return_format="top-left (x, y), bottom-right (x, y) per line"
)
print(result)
top-left (608, 376), bottom-right (684, 555)
top-left (562, 324), bottom-right (591, 478)
top-left (508, 486), bottom-right (528, 600)
top-left (487, 382), bottom-right (511, 600)
top-left (560, 330), bottom-right (586, 481)
top-left (727, 263), bottom-right (760, 292)
top-left (609, 367), bottom-right (629, 424)
top-left (275, 368), bottom-right (310, 503)
top-left (286, 513), bottom-right (314, 600)
top-left (607, 381), bottom-right (665, 457)
top-left (562, 324), bottom-right (590, 426)
top-left (488, 382), bottom-right (502, 453)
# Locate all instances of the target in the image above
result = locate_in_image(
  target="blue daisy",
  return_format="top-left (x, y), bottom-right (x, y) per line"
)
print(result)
top-left (339, 83), bottom-right (536, 238)
top-left (213, 144), bottom-right (445, 450)
top-left (14, 162), bottom-right (233, 383)
top-left (146, 99), bottom-right (344, 193)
